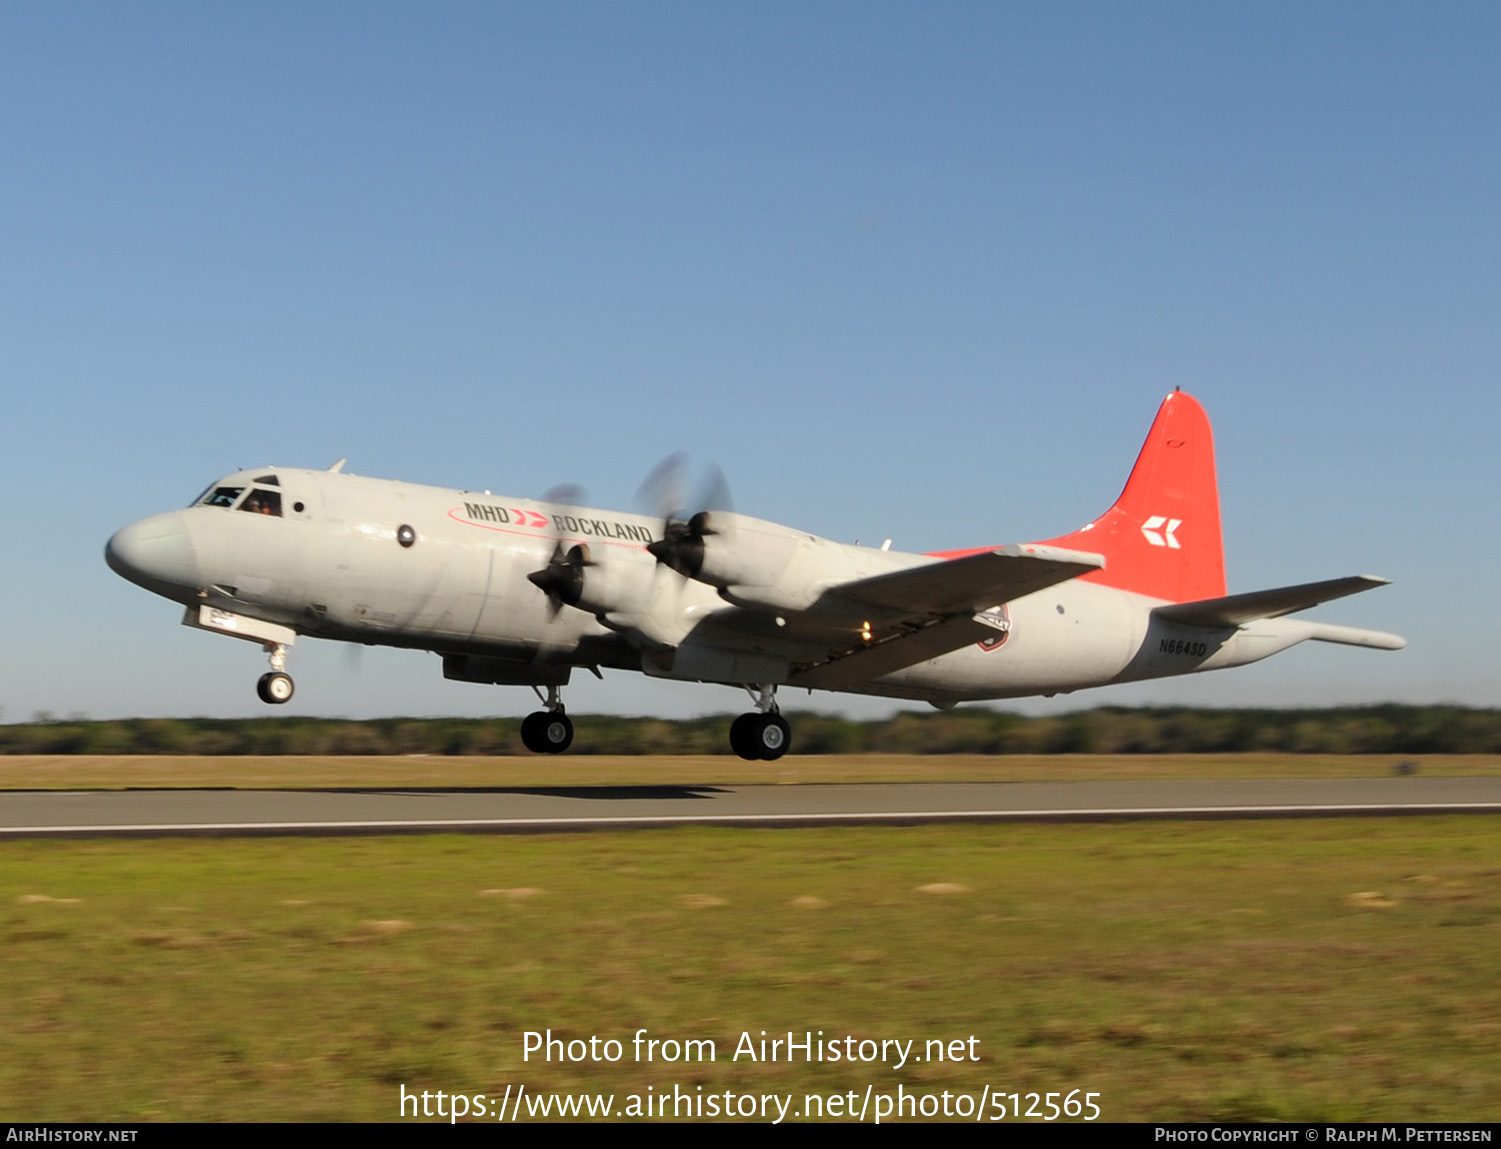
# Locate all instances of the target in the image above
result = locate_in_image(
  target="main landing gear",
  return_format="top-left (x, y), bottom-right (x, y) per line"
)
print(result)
top-left (255, 642), bottom-right (294, 705)
top-left (729, 684), bottom-right (791, 761)
top-left (520, 684), bottom-right (574, 754)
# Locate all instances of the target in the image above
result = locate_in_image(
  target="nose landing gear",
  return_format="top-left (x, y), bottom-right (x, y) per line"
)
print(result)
top-left (181, 606), bottom-right (299, 708)
top-left (256, 642), bottom-right (294, 705)
top-left (730, 684), bottom-right (791, 761)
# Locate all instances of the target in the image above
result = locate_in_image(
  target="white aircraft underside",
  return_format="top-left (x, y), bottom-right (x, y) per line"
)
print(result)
top-left (106, 392), bottom-right (1403, 759)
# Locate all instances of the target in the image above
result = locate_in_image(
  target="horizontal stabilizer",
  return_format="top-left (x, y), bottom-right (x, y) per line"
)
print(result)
top-left (830, 543), bottom-right (1104, 618)
top-left (1154, 574), bottom-right (1392, 627)
top-left (1305, 622), bottom-right (1407, 651)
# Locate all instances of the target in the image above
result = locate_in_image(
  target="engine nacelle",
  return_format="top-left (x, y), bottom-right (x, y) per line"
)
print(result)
top-left (561, 544), bottom-right (697, 651)
top-left (565, 543), bottom-right (659, 619)
top-left (689, 512), bottom-right (914, 616)
top-left (693, 514), bottom-right (801, 592)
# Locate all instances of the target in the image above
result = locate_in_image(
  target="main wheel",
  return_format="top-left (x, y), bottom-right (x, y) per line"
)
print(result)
top-left (751, 713), bottom-right (791, 761)
top-left (521, 710), bottom-right (574, 754)
top-left (256, 671), bottom-right (294, 705)
top-left (729, 712), bottom-right (760, 760)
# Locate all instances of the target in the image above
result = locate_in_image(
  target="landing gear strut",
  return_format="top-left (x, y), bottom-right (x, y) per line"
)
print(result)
top-left (256, 642), bottom-right (294, 705)
top-left (521, 684), bottom-right (574, 754)
top-left (730, 684), bottom-right (791, 761)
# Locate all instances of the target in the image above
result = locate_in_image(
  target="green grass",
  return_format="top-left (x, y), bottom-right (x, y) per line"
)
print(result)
top-left (3, 817), bottom-right (1499, 1121)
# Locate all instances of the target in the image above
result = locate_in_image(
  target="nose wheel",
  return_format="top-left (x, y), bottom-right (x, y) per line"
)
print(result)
top-left (256, 671), bottom-right (294, 704)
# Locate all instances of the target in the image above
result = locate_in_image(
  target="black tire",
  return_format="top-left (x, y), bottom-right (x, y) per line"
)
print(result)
top-left (256, 671), bottom-right (294, 705)
top-left (521, 710), bottom-right (573, 754)
top-left (520, 712), bottom-right (545, 753)
top-left (751, 713), bottom-right (791, 761)
top-left (729, 712), bottom-right (760, 760)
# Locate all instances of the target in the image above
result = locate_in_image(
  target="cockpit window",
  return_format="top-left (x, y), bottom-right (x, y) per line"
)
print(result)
top-left (238, 488), bottom-right (283, 517)
top-left (202, 486), bottom-right (244, 508)
top-left (253, 474), bottom-right (279, 485)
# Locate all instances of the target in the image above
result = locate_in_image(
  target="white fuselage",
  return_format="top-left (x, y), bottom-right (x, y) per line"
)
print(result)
top-left (106, 466), bottom-right (1321, 707)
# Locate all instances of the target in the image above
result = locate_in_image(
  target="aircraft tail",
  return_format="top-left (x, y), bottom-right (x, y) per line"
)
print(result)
top-left (1041, 390), bottom-right (1226, 603)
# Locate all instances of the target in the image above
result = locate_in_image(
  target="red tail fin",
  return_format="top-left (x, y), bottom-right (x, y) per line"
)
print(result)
top-left (1042, 390), bottom-right (1225, 603)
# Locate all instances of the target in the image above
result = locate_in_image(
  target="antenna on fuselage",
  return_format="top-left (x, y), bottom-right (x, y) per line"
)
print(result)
top-left (327, 458), bottom-right (347, 473)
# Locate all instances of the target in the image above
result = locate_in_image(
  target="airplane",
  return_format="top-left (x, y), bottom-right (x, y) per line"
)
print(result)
top-left (105, 390), bottom-right (1404, 760)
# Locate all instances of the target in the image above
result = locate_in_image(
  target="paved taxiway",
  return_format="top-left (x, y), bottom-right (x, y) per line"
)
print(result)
top-left (2, 777), bottom-right (1499, 837)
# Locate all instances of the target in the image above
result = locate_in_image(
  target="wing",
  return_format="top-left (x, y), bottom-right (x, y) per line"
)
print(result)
top-left (819, 543), bottom-right (1104, 618)
top-left (701, 543), bottom-right (1101, 691)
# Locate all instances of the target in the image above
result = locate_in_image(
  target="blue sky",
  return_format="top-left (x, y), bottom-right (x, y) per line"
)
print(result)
top-left (3, 3), bottom-right (1497, 722)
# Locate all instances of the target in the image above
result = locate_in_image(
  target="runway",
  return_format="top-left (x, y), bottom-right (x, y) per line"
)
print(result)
top-left (2, 776), bottom-right (1500, 837)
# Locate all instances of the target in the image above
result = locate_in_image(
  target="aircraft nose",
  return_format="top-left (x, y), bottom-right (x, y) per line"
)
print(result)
top-left (105, 512), bottom-right (200, 597)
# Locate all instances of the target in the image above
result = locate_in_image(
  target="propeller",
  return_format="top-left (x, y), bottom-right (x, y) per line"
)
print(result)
top-left (636, 455), bottom-right (733, 580)
top-left (635, 453), bottom-right (689, 521)
top-left (529, 485), bottom-right (591, 618)
top-left (540, 482), bottom-right (586, 506)
top-left (646, 512), bottom-right (715, 578)
top-left (526, 541), bottom-right (594, 617)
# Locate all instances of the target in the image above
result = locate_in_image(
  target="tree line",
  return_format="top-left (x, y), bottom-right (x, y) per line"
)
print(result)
top-left (3, 705), bottom-right (1497, 756)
